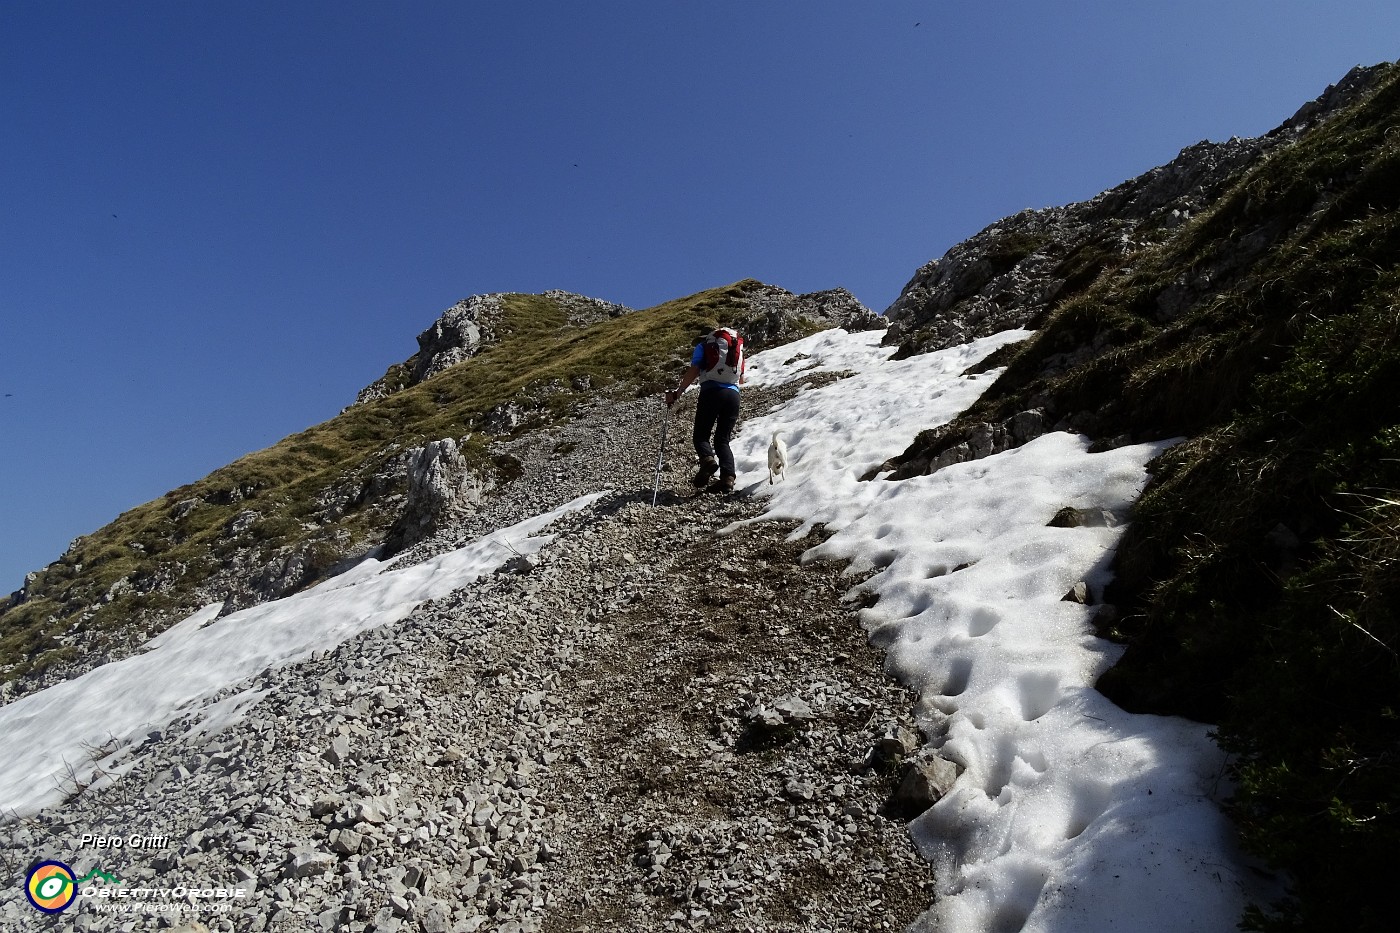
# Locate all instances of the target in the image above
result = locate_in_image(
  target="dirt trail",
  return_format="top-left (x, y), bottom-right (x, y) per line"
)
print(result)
top-left (525, 489), bottom-right (936, 933)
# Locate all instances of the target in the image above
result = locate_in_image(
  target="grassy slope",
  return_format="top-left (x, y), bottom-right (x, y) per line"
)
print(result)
top-left (951, 64), bottom-right (1400, 931)
top-left (0, 280), bottom-right (765, 684)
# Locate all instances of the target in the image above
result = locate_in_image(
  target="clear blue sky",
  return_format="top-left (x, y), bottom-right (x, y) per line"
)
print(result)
top-left (2, 2), bottom-right (1397, 593)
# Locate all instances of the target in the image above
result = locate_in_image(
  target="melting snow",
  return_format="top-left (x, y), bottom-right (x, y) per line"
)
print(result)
top-left (732, 328), bottom-right (1272, 933)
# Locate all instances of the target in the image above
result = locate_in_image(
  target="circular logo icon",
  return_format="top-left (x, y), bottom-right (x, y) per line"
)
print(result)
top-left (25, 860), bottom-right (77, 914)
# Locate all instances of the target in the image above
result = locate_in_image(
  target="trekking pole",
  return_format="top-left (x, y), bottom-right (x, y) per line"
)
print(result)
top-left (652, 397), bottom-right (679, 506)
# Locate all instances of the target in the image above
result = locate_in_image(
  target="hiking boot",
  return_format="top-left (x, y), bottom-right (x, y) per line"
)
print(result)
top-left (692, 458), bottom-right (719, 487)
top-left (713, 473), bottom-right (736, 494)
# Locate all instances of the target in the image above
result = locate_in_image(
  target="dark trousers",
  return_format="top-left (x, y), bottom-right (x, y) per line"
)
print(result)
top-left (694, 386), bottom-right (741, 477)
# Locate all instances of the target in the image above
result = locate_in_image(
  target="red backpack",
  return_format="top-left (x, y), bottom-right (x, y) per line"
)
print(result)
top-left (700, 328), bottom-right (744, 385)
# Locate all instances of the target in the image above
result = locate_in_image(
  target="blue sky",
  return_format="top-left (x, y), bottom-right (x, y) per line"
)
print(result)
top-left (2, 2), bottom-right (1397, 593)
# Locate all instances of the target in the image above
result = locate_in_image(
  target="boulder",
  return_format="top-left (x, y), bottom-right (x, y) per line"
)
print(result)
top-left (1047, 507), bottom-right (1117, 528)
top-left (1062, 581), bottom-right (1092, 604)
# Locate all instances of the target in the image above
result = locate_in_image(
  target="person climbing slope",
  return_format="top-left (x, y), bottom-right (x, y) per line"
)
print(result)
top-left (665, 325), bottom-right (746, 493)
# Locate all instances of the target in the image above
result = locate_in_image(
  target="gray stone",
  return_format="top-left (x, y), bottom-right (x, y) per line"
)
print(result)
top-left (1062, 581), bottom-right (1091, 604)
top-left (893, 752), bottom-right (961, 816)
top-left (772, 695), bottom-right (816, 723)
top-left (384, 437), bottom-right (488, 555)
top-left (1047, 507), bottom-right (1115, 529)
top-left (876, 725), bottom-right (919, 760)
top-left (332, 828), bottom-right (363, 855)
top-left (498, 555), bottom-right (536, 576)
top-left (418, 898), bottom-right (451, 933)
top-left (323, 736), bottom-right (352, 765)
top-left (287, 849), bottom-right (336, 879)
top-left (311, 794), bottom-right (343, 817)
top-left (224, 510), bottom-right (261, 538)
top-left (783, 780), bottom-right (816, 801)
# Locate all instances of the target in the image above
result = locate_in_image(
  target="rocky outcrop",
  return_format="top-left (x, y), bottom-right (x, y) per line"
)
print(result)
top-left (867, 62), bottom-right (1395, 492)
top-left (409, 295), bottom-right (503, 384)
top-left (353, 295), bottom-right (506, 406)
top-left (864, 409), bottom-right (1054, 481)
top-left (737, 284), bottom-right (885, 352)
top-left (882, 63), bottom-right (1391, 359)
top-left (880, 133), bottom-right (1276, 358)
top-left (540, 288), bottom-right (634, 327)
top-left (382, 438), bottom-right (490, 556)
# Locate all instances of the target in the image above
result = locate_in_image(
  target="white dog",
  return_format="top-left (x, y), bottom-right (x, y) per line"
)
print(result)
top-left (768, 432), bottom-right (788, 484)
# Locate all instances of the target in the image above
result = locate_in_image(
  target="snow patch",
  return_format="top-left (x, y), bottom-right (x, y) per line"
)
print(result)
top-left (0, 492), bottom-right (605, 816)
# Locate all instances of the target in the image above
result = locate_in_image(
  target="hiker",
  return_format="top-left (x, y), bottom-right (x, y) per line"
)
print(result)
top-left (665, 326), bottom-right (746, 493)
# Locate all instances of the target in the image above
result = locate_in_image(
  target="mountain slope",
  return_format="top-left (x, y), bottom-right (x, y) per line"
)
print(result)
top-left (0, 281), bottom-right (877, 700)
top-left (2, 61), bottom-right (1397, 933)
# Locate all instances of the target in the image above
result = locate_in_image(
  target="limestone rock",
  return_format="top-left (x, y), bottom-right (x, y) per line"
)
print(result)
top-left (331, 828), bottom-right (363, 855)
top-left (1047, 507), bottom-right (1118, 528)
top-left (287, 849), bottom-right (336, 879)
top-left (483, 402), bottom-right (529, 435)
top-left (350, 291), bottom-right (633, 407)
top-left (876, 725), bottom-right (919, 761)
top-left (322, 735), bottom-right (352, 765)
top-left (771, 695), bottom-right (816, 723)
top-left (383, 437), bottom-right (488, 555)
top-left (1062, 581), bottom-right (1092, 604)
